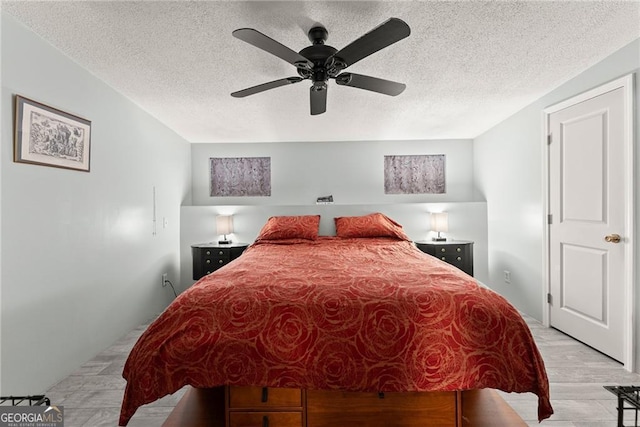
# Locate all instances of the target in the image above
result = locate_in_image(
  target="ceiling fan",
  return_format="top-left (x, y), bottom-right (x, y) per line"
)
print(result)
top-left (231, 18), bottom-right (411, 115)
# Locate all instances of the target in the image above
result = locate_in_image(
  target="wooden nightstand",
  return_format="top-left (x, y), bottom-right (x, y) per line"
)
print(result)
top-left (415, 240), bottom-right (474, 277)
top-left (191, 242), bottom-right (249, 280)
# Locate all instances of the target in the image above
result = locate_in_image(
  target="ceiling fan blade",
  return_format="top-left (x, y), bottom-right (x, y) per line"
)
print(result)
top-left (231, 77), bottom-right (303, 98)
top-left (330, 18), bottom-right (410, 69)
top-left (310, 83), bottom-right (327, 115)
top-left (335, 73), bottom-right (406, 96)
top-left (233, 28), bottom-right (314, 70)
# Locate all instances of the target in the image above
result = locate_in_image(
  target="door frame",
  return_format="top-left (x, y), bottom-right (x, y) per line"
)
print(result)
top-left (542, 73), bottom-right (635, 371)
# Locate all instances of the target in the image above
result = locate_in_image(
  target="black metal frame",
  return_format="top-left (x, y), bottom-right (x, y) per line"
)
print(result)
top-left (0, 395), bottom-right (50, 406)
top-left (604, 386), bottom-right (640, 427)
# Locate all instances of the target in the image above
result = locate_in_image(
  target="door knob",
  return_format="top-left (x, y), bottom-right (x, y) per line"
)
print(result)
top-left (605, 234), bottom-right (622, 243)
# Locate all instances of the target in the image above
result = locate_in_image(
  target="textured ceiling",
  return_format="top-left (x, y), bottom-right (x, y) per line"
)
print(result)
top-left (2, 1), bottom-right (639, 143)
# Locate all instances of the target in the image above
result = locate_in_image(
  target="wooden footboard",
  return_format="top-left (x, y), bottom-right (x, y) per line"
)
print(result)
top-left (163, 386), bottom-right (526, 427)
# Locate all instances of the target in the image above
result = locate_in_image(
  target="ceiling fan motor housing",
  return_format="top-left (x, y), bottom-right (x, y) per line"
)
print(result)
top-left (298, 43), bottom-right (337, 82)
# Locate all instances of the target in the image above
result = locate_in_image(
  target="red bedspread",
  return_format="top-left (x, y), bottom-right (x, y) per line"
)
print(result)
top-left (119, 237), bottom-right (552, 425)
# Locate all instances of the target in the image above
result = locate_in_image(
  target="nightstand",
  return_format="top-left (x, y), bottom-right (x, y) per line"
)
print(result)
top-left (415, 240), bottom-right (474, 277)
top-left (191, 242), bottom-right (249, 280)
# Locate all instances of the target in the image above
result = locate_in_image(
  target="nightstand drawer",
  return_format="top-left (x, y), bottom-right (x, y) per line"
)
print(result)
top-left (203, 248), bottom-right (231, 260)
top-left (191, 243), bottom-right (249, 280)
top-left (229, 412), bottom-right (303, 427)
top-left (435, 245), bottom-right (467, 256)
top-left (204, 251), bottom-right (230, 268)
top-left (442, 256), bottom-right (468, 273)
top-left (415, 240), bottom-right (474, 277)
top-left (435, 246), bottom-right (469, 267)
top-left (229, 386), bottom-right (303, 408)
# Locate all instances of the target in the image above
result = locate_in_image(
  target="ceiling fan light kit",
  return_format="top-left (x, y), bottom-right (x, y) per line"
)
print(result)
top-left (231, 18), bottom-right (411, 115)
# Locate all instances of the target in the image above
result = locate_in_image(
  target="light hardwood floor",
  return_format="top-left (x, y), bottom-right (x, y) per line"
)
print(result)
top-left (41, 314), bottom-right (640, 426)
top-left (499, 316), bottom-right (640, 427)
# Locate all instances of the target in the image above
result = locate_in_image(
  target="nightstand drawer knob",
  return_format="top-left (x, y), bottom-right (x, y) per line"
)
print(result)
top-left (205, 250), bottom-right (211, 255)
top-left (457, 257), bottom-right (462, 261)
top-left (206, 260), bottom-right (211, 264)
top-left (441, 257), bottom-right (446, 261)
top-left (441, 248), bottom-right (446, 253)
top-left (218, 259), bottom-right (224, 264)
top-left (219, 251), bottom-right (224, 255)
top-left (456, 247), bottom-right (462, 252)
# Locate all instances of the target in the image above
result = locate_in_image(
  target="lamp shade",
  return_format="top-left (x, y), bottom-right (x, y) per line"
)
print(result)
top-left (430, 212), bottom-right (449, 232)
top-left (216, 215), bottom-right (234, 235)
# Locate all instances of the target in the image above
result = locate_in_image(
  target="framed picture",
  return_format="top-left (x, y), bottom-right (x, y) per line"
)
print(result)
top-left (210, 157), bottom-right (271, 197)
top-left (384, 154), bottom-right (446, 194)
top-left (14, 95), bottom-right (91, 172)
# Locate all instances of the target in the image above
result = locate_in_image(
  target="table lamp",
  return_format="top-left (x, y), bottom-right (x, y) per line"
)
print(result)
top-left (430, 212), bottom-right (448, 241)
top-left (216, 215), bottom-right (234, 244)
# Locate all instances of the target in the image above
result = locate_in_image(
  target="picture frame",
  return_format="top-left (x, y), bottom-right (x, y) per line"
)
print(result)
top-left (210, 157), bottom-right (271, 197)
top-left (14, 95), bottom-right (91, 172)
top-left (384, 154), bottom-right (446, 194)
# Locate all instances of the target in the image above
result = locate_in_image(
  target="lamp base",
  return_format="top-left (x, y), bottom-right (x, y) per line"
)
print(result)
top-left (432, 237), bottom-right (447, 242)
top-left (218, 240), bottom-right (232, 244)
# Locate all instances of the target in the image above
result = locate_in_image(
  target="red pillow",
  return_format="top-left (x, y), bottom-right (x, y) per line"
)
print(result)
top-left (256, 215), bottom-right (321, 241)
top-left (334, 213), bottom-right (410, 240)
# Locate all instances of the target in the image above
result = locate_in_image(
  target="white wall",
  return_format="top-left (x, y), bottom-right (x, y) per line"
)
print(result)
top-left (0, 13), bottom-right (191, 394)
top-left (191, 139), bottom-right (478, 206)
top-left (473, 39), bottom-right (639, 330)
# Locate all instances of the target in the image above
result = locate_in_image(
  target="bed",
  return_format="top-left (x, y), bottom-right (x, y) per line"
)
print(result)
top-left (119, 213), bottom-right (553, 426)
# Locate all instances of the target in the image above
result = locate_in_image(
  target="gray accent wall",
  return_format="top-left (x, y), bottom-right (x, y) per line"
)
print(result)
top-left (0, 14), bottom-right (191, 394)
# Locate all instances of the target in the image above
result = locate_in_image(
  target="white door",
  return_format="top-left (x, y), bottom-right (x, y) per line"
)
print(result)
top-left (547, 76), bottom-right (633, 364)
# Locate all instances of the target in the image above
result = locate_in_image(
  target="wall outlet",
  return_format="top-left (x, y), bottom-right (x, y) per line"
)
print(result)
top-left (162, 273), bottom-right (168, 287)
top-left (503, 270), bottom-right (511, 284)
